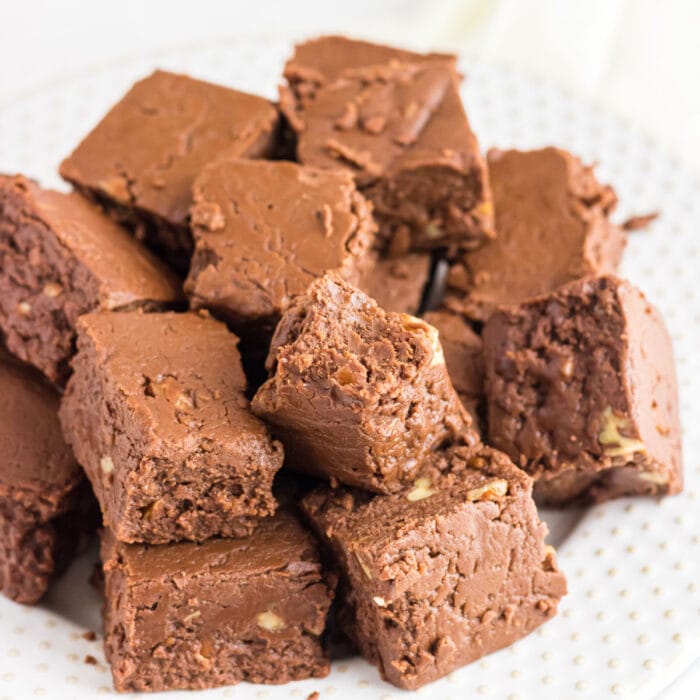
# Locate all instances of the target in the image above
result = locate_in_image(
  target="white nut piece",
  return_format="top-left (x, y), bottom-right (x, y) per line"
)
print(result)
top-left (183, 611), bottom-right (201, 624)
top-left (42, 282), bottom-right (62, 298)
top-left (466, 479), bottom-right (508, 502)
top-left (424, 221), bottom-right (442, 240)
top-left (407, 477), bottom-right (436, 502)
top-left (399, 314), bottom-right (444, 367)
top-left (638, 471), bottom-right (668, 486)
top-left (17, 301), bottom-right (31, 315)
top-left (355, 552), bottom-right (373, 580)
top-left (100, 456), bottom-right (115, 475)
top-left (256, 610), bottom-right (286, 631)
top-left (598, 406), bottom-right (646, 457)
top-left (373, 596), bottom-right (387, 607)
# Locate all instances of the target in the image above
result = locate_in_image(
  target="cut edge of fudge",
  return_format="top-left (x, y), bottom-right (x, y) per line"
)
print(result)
top-left (483, 274), bottom-right (682, 505)
top-left (0, 352), bottom-right (86, 603)
top-left (59, 310), bottom-right (283, 544)
top-left (301, 444), bottom-right (567, 689)
top-left (252, 273), bottom-right (477, 494)
top-left (0, 174), bottom-right (182, 384)
top-left (101, 510), bottom-right (335, 692)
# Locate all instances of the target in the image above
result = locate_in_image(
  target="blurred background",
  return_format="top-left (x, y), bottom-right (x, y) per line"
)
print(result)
top-left (0, 2), bottom-right (697, 697)
top-left (1, 0), bottom-right (698, 175)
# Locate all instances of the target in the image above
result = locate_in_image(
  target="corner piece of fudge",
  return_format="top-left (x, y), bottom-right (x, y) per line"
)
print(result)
top-left (301, 444), bottom-right (566, 690)
top-left (483, 275), bottom-right (682, 505)
top-left (280, 36), bottom-right (493, 254)
top-left (0, 174), bottom-right (181, 385)
top-left (252, 274), bottom-right (477, 494)
top-left (60, 70), bottom-right (279, 269)
top-left (0, 350), bottom-right (85, 603)
top-left (185, 158), bottom-right (376, 336)
top-left (445, 147), bottom-right (626, 321)
top-left (60, 311), bottom-right (283, 543)
top-left (101, 510), bottom-right (335, 692)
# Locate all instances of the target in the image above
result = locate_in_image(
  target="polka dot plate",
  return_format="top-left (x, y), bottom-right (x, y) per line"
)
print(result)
top-left (0, 33), bottom-right (698, 700)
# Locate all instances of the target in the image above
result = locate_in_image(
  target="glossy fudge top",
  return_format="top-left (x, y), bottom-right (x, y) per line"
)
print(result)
top-left (60, 70), bottom-right (279, 227)
top-left (186, 159), bottom-right (375, 324)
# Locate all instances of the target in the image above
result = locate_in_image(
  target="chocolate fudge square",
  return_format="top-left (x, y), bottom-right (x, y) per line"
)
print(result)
top-left (423, 309), bottom-right (484, 428)
top-left (483, 275), bottom-right (682, 505)
top-left (60, 70), bottom-right (279, 269)
top-left (60, 311), bottom-right (283, 543)
top-left (0, 175), bottom-right (181, 385)
top-left (358, 253), bottom-right (431, 315)
top-left (0, 349), bottom-right (84, 603)
top-left (185, 158), bottom-right (376, 337)
top-left (445, 148), bottom-right (626, 321)
top-left (101, 510), bottom-right (334, 692)
top-left (301, 445), bottom-right (567, 690)
top-left (281, 36), bottom-right (493, 253)
top-left (252, 274), bottom-right (477, 494)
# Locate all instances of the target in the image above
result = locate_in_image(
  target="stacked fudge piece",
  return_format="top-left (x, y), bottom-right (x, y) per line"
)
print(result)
top-left (0, 31), bottom-right (684, 696)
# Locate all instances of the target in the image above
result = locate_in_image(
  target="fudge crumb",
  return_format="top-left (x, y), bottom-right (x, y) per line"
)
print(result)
top-left (84, 654), bottom-right (98, 665)
top-left (623, 211), bottom-right (659, 231)
top-left (82, 630), bottom-right (97, 642)
top-left (307, 693), bottom-right (320, 700)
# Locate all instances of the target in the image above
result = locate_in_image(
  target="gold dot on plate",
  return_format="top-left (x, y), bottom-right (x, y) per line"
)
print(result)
top-left (508, 694), bottom-right (521, 700)
top-left (1, 673), bottom-right (15, 682)
top-left (576, 680), bottom-right (588, 691)
top-left (34, 690), bottom-right (46, 697)
top-left (637, 634), bottom-right (649, 644)
top-left (611, 684), bottom-right (622, 695)
top-left (607, 568), bottom-right (618, 577)
top-left (8, 649), bottom-right (20, 658)
top-left (38, 641), bottom-right (51, 650)
top-left (629, 611), bottom-right (640, 621)
top-left (541, 651), bottom-right (552, 661)
top-left (603, 634), bottom-right (614, 644)
top-left (13, 627), bottom-right (24, 635)
top-left (619, 589), bottom-right (629, 598)
top-left (541, 675), bottom-right (553, 685)
top-left (596, 611), bottom-right (606, 621)
top-left (674, 561), bottom-right (685, 571)
top-left (570, 632), bottom-right (581, 641)
top-left (66, 653), bottom-right (79, 662)
top-left (477, 685), bottom-right (489, 695)
top-left (644, 659), bottom-right (655, 670)
top-left (673, 633), bottom-right (683, 644)
top-left (664, 609), bottom-right (676, 619)
top-left (573, 656), bottom-right (585, 666)
top-left (358, 680), bottom-right (369, 688)
top-left (595, 548), bottom-right (605, 557)
top-left (625, 545), bottom-right (635, 554)
top-left (35, 663), bottom-right (48, 672)
top-left (641, 565), bottom-right (651, 575)
top-left (608, 658), bottom-right (620, 669)
top-left (510, 669), bottom-right (521, 679)
top-left (65, 676), bottom-right (78, 685)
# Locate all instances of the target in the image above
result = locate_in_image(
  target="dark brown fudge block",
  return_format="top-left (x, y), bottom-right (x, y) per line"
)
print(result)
top-left (483, 275), bottom-right (682, 505)
top-left (252, 274), bottom-right (477, 494)
top-left (0, 175), bottom-right (181, 385)
top-left (60, 311), bottom-right (283, 543)
top-left (358, 253), bottom-right (431, 315)
top-left (0, 349), bottom-right (84, 603)
top-left (280, 36), bottom-right (493, 254)
top-left (101, 510), bottom-right (335, 692)
top-left (185, 158), bottom-right (376, 337)
top-left (445, 148), bottom-right (627, 321)
top-left (423, 309), bottom-right (484, 429)
top-left (301, 445), bottom-right (566, 690)
top-left (60, 70), bottom-right (279, 270)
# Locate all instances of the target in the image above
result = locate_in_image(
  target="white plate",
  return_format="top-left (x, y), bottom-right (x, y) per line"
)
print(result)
top-left (0, 34), bottom-right (699, 700)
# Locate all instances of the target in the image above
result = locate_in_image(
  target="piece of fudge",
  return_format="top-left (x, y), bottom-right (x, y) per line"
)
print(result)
top-left (60, 311), bottom-right (283, 543)
top-left (60, 70), bottom-right (279, 270)
top-left (185, 158), bottom-right (376, 338)
top-left (280, 36), bottom-right (493, 253)
top-left (445, 148), bottom-right (626, 321)
top-left (358, 253), bottom-right (431, 315)
top-left (483, 275), bottom-right (682, 505)
top-left (0, 349), bottom-right (84, 603)
top-left (301, 444), bottom-right (567, 689)
top-left (101, 510), bottom-right (334, 692)
top-left (0, 175), bottom-right (181, 385)
top-left (423, 309), bottom-right (484, 428)
top-left (252, 274), bottom-right (477, 494)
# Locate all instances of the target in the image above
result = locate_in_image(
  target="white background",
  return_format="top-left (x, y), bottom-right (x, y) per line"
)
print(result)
top-left (0, 2), bottom-right (698, 698)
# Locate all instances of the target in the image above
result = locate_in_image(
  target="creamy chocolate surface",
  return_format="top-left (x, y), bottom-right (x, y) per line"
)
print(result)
top-left (359, 253), bottom-right (431, 315)
top-left (60, 311), bottom-right (283, 543)
top-left (252, 274), bottom-right (476, 493)
top-left (60, 70), bottom-right (279, 267)
top-left (101, 510), bottom-right (334, 691)
top-left (281, 36), bottom-right (493, 253)
top-left (446, 148), bottom-right (626, 320)
top-left (0, 174), bottom-right (181, 384)
top-left (483, 275), bottom-right (682, 505)
top-left (186, 159), bottom-right (376, 330)
top-left (302, 444), bottom-right (567, 689)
